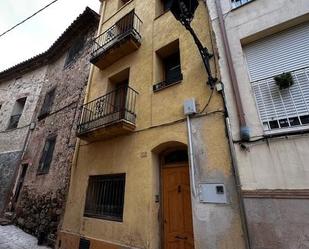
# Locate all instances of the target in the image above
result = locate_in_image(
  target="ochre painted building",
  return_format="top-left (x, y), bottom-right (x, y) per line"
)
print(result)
top-left (58, 0), bottom-right (246, 248)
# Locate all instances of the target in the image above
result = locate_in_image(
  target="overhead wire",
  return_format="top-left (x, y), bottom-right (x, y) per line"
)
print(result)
top-left (199, 6), bottom-right (219, 114)
top-left (0, 0), bottom-right (60, 38)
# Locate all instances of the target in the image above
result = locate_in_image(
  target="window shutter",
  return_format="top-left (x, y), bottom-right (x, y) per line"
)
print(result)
top-left (44, 137), bottom-right (56, 171)
top-left (38, 136), bottom-right (56, 174)
top-left (244, 23), bottom-right (309, 131)
top-left (39, 89), bottom-right (55, 119)
top-left (244, 23), bottom-right (309, 82)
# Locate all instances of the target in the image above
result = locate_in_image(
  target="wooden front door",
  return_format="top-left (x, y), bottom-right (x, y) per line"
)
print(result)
top-left (162, 165), bottom-right (194, 249)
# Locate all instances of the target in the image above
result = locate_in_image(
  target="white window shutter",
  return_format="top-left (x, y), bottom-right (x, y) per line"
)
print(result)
top-left (244, 23), bottom-right (309, 131)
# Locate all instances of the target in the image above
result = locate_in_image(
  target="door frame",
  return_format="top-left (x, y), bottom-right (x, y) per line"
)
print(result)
top-left (159, 148), bottom-right (193, 249)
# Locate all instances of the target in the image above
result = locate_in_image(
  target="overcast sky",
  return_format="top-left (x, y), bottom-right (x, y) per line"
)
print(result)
top-left (0, 0), bottom-right (100, 71)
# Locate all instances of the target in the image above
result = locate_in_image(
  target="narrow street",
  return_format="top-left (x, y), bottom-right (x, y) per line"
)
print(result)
top-left (0, 225), bottom-right (50, 249)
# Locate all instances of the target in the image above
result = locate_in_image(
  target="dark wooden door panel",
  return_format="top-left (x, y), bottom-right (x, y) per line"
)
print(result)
top-left (163, 165), bottom-right (194, 249)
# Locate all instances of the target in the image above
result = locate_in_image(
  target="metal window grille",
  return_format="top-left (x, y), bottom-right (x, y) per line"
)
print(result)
top-left (37, 136), bottom-right (57, 174)
top-left (84, 174), bottom-right (126, 221)
top-left (252, 67), bottom-right (309, 131)
top-left (231, 0), bottom-right (253, 8)
top-left (38, 88), bottom-right (56, 119)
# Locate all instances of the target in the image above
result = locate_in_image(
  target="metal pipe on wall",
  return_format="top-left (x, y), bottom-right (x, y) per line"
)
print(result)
top-left (215, 0), bottom-right (250, 141)
top-left (186, 115), bottom-right (197, 197)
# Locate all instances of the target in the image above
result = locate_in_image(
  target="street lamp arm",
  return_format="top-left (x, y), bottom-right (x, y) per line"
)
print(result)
top-left (182, 20), bottom-right (217, 88)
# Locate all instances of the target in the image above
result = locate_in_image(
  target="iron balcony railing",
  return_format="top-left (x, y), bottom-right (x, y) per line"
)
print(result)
top-left (77, 85), bottom-right (138, 135)
top-left (91, 10), bottom-right (142, 59)
top-left (153, 66), bottom-right (183, 92)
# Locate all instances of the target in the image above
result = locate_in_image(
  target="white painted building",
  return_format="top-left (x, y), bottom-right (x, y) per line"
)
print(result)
top-left (207, 0), bottom-right (309, 248)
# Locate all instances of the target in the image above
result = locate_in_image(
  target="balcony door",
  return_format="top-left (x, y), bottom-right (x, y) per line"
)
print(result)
top-left (114, 81), bottom-right (128, 120)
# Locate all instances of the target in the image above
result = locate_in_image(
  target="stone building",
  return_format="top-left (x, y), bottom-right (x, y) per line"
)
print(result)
top-left (207, 0), bottom-right (309, 248)
top-left (0, 7), bottom-right (99, 245)
top-left (0, 44), bottom-right (46, 216)
top-left (57, 1), bottom-right (247, 249)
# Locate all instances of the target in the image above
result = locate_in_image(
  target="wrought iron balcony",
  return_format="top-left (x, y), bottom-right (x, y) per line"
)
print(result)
top-left (77, 85), bottom-right (138, 140)
top-left (90, 10), bottom-right (142, 69)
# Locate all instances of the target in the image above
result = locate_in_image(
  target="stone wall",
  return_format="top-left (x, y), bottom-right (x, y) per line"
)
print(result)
top-left (0, 151), bottom-right (22, 212)
top-left (13, 23), bottom-right (98, 247)
top-left (16, 186), bottom-right (65, 246)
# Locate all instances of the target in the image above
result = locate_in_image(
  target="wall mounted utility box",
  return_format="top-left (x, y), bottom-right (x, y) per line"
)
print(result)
top-left (184, 98), bottom-right (197, 115)
top-left (199, 183), bottom-right (227, 204)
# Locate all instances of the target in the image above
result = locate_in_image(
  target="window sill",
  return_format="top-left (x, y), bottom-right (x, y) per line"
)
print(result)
top-left (231, 0), bottom-right (256, 11)
top-left (6, 127), bottom-right (18, 131)
top-left (153, 75), bottom-right (183, 93)
top-left (263, 125), bottom-right (309, 137)
top-left (84, 214), bottom-right (123, 222)
top-left (37, 171), bottom-right (49, 176)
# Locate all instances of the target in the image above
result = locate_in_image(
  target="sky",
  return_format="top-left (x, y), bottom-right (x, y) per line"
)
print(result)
top-left (0, 0), bottom-right (100, 71)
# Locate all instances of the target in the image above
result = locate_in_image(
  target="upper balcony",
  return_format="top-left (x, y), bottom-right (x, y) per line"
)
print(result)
top-left (90, 10), bottom-right (142, 69)
top-left (77, 85), bottom-right (138, 141)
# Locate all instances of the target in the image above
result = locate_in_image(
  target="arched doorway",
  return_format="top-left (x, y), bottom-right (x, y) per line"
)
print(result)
top-left (160, 149), bottom-right (194, 249)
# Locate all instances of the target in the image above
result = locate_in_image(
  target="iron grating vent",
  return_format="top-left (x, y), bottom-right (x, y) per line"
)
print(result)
top-left (79, 238), bottom-right (90, 249)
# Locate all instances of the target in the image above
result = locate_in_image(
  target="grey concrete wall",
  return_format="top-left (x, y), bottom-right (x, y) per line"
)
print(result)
top-left (244, 198), bottom-right (309, 249)
top-left (0, 151), bottom-right (22, 212)
top-left (190, 115), bottom-right (246, 249)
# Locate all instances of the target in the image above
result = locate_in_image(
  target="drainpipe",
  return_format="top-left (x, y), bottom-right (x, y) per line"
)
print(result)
top-left (186, 115), bottom-right (197, 197)
top-left (215, 0), bottom-right (250, 141)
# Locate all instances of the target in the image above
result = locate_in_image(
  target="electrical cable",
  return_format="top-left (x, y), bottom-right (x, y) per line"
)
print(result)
top-left (0, 0), bottom-right (60, 38)
top-left (199, 88), bottom-right (214, 113)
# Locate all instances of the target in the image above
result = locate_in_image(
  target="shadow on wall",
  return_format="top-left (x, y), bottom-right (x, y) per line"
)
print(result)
top-left (0, 151), bottom-right (22, 213)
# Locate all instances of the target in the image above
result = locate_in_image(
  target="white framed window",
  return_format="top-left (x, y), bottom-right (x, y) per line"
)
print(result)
top-left (231, 0), bottom-right (253, 9)
top-left (252, 67), bottom-right (309, 131)
top-left (244, 23), bottom-right (309, 132)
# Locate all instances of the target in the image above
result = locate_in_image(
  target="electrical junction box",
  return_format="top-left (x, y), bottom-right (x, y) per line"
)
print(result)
top-left (184, 98), bottom-right (197, 115)
top-left (30, 122), bottom-right (36, 130)
top-left (199, 183), bottom-right (227, 204)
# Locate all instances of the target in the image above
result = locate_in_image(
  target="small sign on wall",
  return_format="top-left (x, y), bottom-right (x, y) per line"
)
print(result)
top-left (199, 183), bottom-right (228, 204)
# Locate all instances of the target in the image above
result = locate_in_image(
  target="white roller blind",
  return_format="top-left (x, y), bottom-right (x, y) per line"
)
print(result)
top-left (244, 23), bottom-right (309, 82)
top-left (244, 23), bottom-right (309, 131)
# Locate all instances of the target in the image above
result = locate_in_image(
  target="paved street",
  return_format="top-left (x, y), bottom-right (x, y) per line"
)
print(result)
top-left (0, 225), bottom-right (51, 249)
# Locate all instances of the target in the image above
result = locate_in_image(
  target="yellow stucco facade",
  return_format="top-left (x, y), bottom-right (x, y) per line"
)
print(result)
top-left (58, 1), bottom-right (246, 249)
